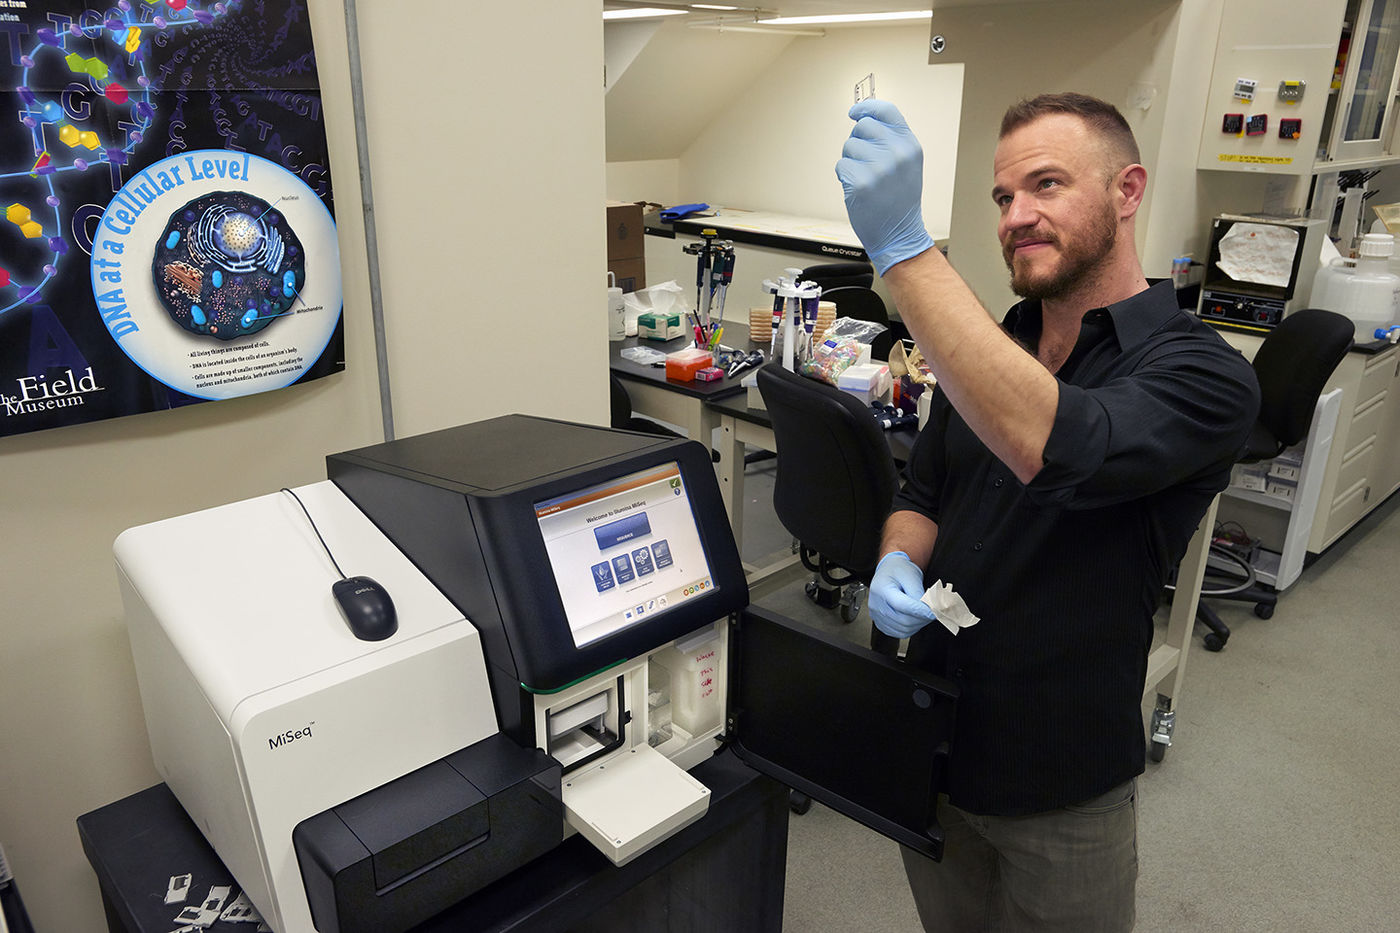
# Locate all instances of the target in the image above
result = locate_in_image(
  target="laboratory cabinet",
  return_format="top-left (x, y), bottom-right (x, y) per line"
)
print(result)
top-left (1316, 342), bottom-right (1400, 544)
top-left (1193, 0), bottom-right (1400, 173)
top-left (1196, 0), bottom-right (1348, 174)
top-left (1220, 331), bottom-right (1400, 561)
top-left (1320, 0), bottom-right (1400, 165)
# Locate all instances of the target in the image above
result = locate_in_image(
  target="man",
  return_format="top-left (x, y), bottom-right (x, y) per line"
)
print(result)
top-left (835, 93), bottom-right (1259, 931)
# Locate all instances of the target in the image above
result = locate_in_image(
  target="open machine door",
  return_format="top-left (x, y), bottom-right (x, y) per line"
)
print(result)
top-left (727, 606), bottom-right (959, 860)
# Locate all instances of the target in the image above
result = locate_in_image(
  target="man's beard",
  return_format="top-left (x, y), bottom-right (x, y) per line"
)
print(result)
top-left (1004, 201), bottom-right (1118, 301)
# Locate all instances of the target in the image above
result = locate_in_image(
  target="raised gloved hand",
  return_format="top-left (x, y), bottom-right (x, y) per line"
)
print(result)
top-left (868, 550), bottom-right (938, 639)
top-left (835, 99), bottom-right (936, 277)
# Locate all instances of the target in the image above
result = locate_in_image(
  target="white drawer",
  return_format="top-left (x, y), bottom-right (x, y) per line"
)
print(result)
top-left (1326, 481), bottom-right (1373, 547)
top-left (1345, 392), bottom-right (1386, 458)
top-left (1334, 438), bottom-right (1376, 513)
top-left (1358, 350), bottom-right (1398, 408)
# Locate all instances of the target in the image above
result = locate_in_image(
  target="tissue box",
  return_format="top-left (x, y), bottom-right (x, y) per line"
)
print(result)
top-left (665, 348), bottom-right (714, 382)
top-left (836, 363), bottom-right (892, 404)
top-left (638, 311), bottom-right (684, 341)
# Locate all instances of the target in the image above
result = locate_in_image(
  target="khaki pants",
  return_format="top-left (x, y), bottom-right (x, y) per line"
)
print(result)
top-left (901, 778), bottom-right (1138, 933)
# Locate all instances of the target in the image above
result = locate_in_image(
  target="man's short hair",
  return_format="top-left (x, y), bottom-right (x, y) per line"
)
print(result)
top-left (1000, 92), bottom-right (1141, 171)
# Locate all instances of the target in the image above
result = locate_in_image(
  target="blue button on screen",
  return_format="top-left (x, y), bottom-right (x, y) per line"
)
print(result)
top-left (612, 554), bottom-right (635, 584)
top-left (591, 561), bottom-right (615, 592)
top-left (593, 512), bottom-right (653, 550)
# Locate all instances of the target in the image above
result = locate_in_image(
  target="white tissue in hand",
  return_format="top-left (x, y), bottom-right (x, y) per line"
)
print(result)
top-left (921, 580), bottom-right (980, 635)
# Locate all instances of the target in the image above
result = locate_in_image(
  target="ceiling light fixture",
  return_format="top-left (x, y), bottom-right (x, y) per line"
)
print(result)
top-left (603, 7), bottom-right (689, 20)
top-left (756, 10), bottom-right (932, 26)
top-left (687, 21), bottom-right (826, 36)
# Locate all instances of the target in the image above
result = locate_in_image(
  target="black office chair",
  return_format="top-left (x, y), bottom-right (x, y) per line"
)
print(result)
top-left (744, 269), bottom-right (893, 472)
top-left (1194, 307), bottom-right (1354, 651)
top-left (609, 374), bottom-right (683, 439)
top-left (756, 363), bottom-right (901, 656)
top-left (799, 260), bottom-right (875, 290)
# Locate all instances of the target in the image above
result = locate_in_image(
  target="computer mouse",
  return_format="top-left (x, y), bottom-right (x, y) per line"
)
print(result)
top-left (331, 576), bottom-right (398, 641)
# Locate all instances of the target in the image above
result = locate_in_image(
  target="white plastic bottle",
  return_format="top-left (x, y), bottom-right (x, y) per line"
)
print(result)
top-left (606, 272), bottom-right (626, 340)
top-left (1310, 233), bottom-right (1400, 342)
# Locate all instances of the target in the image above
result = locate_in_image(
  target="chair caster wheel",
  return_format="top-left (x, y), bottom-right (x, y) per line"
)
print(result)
top-left (838, 584), bottom-right (865, 623)
top-left (1203, 632), bottom-right (1227, 652)
top-left (1149, 741), bottom-right (1167, 763)
top-left (789, 790), bottom-right (812, 815)
top-left (1254, 602), bottom-right (1275, 619)
top-left (805, 581), bottom-right (840, 609)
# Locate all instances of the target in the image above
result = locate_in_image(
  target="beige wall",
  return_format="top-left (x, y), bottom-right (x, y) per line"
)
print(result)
top-left (607, 158), bottom-right (682, 206)
top-left (355, 4), bottom-right (606, 437)
top-left (0, 2), bottom-right (605, 929)
top-left (929, 0), bottom-right (1184, 315)
top-left (676, 24), bottom-right (963, 239)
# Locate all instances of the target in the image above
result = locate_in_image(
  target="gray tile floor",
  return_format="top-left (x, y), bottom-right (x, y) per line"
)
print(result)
top-left (735, 457), bottom-right (1400, 932)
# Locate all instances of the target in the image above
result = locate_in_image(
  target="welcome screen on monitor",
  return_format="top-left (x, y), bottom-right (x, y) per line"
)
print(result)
top-left (534, 462), bottom-right (716, 647)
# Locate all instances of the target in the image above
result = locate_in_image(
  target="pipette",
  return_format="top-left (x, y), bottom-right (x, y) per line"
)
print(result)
top-left (768, 289), bottom-right (783, 355)
top-left (714, 248), bottom-right (736, 323)
top-left (761, 272), bottom-right (822, 368)
top-left (727, 348), bottom-right (765, 378)
top-left (800, 292), bottom-right (819, 359)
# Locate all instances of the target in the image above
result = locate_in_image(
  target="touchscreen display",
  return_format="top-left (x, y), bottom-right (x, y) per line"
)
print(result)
top-left (534, 462), bottom-right (716, 647)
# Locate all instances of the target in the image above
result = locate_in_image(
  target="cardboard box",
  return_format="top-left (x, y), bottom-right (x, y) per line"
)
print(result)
top-left (607, 201), bottom-right (645, 261)
top-left (608, 257), bottom-right (646, 294)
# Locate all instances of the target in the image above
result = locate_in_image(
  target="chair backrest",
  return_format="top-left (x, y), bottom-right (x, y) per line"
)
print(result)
top-left (756, 363), bottom-right (899, 579)
top-left (609, 373), bottom-right (634, 428)
top-left (800, 261), bottom-right (874, 291)
top-left (1250, 308), bottom-right (1354, 455)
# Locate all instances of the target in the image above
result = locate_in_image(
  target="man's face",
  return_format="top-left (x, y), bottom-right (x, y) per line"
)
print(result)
top-left (992, 114), bottom-right (1122, 301)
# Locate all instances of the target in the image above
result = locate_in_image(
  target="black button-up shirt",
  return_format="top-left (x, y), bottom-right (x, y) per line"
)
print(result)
top-left (893, 281), bottom-right (1259, 816)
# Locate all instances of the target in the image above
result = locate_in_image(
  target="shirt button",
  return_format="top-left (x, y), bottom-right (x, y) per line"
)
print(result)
top-left (954, 667), bottom-right (966, 678)
top-left (993, 478), bottom-right (1005, 488)
top-left (973, 542), bottom-right (983, 551)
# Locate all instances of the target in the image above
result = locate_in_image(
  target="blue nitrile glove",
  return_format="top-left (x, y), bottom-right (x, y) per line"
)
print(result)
top-left (868, 550), bottom-right (938, 639)
top-left (835, 99), bottom-right (936, 276)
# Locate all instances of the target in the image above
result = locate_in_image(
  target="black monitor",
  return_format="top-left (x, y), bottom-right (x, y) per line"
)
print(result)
top-left (327, 415), bottom-right (748, 743)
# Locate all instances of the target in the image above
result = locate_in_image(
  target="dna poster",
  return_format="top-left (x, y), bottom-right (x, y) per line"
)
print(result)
top-left (0, 0), bottom-right (342, 438)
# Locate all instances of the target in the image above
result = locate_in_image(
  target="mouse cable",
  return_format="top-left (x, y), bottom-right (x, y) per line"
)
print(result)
top-left (280, 487), bottom-right (348, 580)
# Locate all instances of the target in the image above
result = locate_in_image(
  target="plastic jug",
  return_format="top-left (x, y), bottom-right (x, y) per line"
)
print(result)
top-left (1310, 233), bottom-right (1400, 342)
